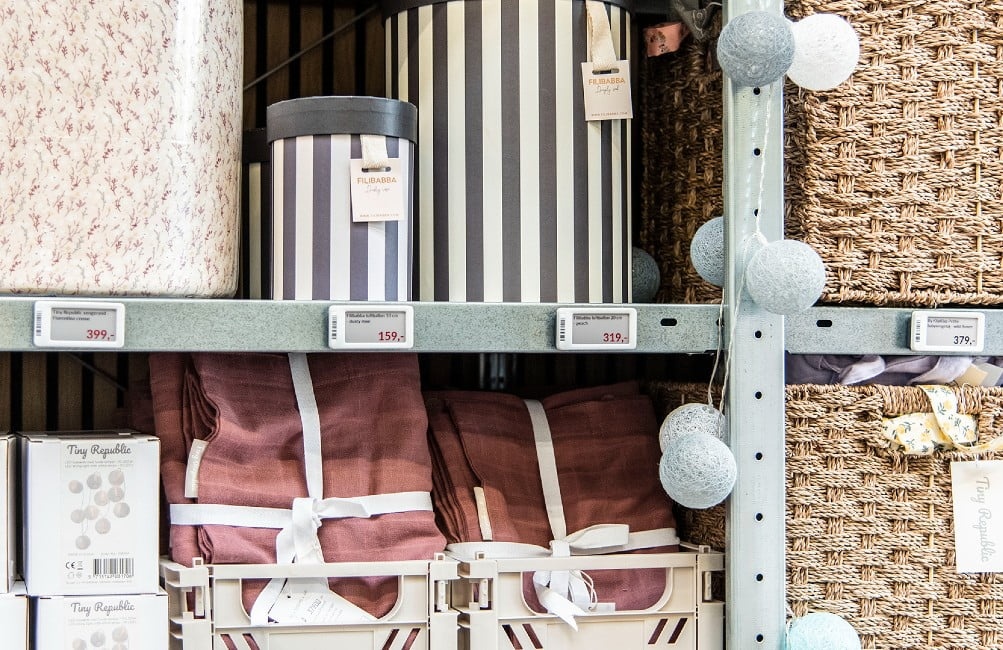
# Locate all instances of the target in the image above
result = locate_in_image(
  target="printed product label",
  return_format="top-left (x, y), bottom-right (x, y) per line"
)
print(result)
top-left (63, 597), bottom-right (138, 650)
top-left (951, 460), bottom-right (1003, 573)
top-left (61, 442), bottom-right (137, 588)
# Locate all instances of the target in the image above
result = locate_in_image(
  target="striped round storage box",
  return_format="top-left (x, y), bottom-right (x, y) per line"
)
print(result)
top-left (383, 0), bottom-right (633, 303)
top-left (267, 97), bottom-right (416, 301)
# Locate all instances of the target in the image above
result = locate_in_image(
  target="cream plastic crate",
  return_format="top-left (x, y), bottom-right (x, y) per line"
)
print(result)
top-left (451, 544), bottom-right (724, 650)
top-left (160, 556), bottom-right (460, 650)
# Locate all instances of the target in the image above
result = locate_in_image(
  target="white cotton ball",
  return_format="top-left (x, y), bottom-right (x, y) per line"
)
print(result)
top-left (787, 14), bottom-right (860, 91)
top-left (76, 535), bottom-right (91, 550)
top-left (745, 239), bottom-right (826, 315)
top-left (659, 432), bottom-right (737, 509)
top-left (90, 630), bottom-right (106, 647)
top-left (113, 502), bottom-right (131, 518)
top-left (108, 469), bottom-right (126, 486)
top-left (632, 247), bottom-right (662, 303)
top-left (68, 480), bottom-right (84, 494)
top-left (717, 11), bottom-right (795, 87)
top-left (93, 490), bottom-right (109, 506)
top-left (84, 505), bottom-right (101, 520)
top-left (95, 518), bottom-right (111, 535)
top-left (112, 626), bottom-right (129, 642)
top-left (659, 403), bottom-right (727, 451)
top-left (108, 486), bottom-right (125, 502)
top-left (72, 639), bottom-right (88, 650)
top-left (786, 612), bottom-right (862, 650)
top-left (690, 216), bottom-right (725, 287)
top-left (70, 509), bottom-right (85, 524)
top-left (87, 473), bottom-right (102, 489)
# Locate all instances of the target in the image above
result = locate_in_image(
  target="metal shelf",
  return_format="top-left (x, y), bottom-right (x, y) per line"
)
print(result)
top-left (788, 306), bottom-right (1003, 355)
top-left (0, 298), bottom-right (721, 353)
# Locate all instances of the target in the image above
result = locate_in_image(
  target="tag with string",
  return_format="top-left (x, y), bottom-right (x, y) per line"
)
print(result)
top-left (581, 1), bottom-right (632, 121)
top-left (950, 460), bottom-right (1003, 573)
top-left (350, 134), bottom-right (403, 222)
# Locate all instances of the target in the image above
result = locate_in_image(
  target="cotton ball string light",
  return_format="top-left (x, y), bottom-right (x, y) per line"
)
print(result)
top-left (787, 14), bottom-right (860, 91)
top-left (690, 216), bottom-right (725, 287)
top-left (659, 403), bottom-right (728, 451)
top-left (659, 431), bottom-right (737, 509)
top-left (745, 239), bottom-right (826, 315)
top-left (631, 246), bottom-right (662, 303)
top-left (786, 612), bottom-right (861, 650)
top-left (717, 11), bottom-right (795, 87)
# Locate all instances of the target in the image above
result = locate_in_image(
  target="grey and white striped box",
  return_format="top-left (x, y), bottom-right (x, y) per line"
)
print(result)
top-left (267, 97), bottom-right (416, 302)
top-left (385, 0), bottom-right (633, 303)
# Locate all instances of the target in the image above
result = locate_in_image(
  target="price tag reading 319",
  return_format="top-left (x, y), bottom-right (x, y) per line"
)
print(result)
top-left (33, 301), bottom-right (125, 349)
top-left (556, 308), bottom-right (637, 351)
top-left (329, 306), bottom-right (414, 350)
top-left (910, 310), bottom-right (985, 353)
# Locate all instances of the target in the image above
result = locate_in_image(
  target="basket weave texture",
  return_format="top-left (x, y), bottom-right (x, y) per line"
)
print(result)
top-left (639, 2), bottom-right (1003, 306)
top-left (787, 383), bottom-right (1003, 650)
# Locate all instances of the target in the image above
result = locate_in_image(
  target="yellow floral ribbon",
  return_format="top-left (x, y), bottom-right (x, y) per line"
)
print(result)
top-left (881, 385), bottom-right (1003, 455)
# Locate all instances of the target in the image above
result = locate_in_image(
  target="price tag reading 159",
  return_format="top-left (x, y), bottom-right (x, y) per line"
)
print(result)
top-left (33, 301), bottom-right (126, 349)
top-left (556, 308), bottom-right (637, 351)
top-left (329, 306), bottom-right (414, 350)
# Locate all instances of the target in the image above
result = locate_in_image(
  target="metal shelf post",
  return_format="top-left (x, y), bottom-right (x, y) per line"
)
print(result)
top-left (722, 2), bottom-right (787, 648)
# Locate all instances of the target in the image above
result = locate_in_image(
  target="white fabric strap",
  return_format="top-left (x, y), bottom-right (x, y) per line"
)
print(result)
top-left (447, 526), bottom-right (680, 561)
top-left (524, 399), bottom-right (568, 540)
top-left (360, 134), bottom-right (391, 171)
top-left (288, 353), bottom-right (324, 499)
top-left (585, 1), bottom-right (618, 72)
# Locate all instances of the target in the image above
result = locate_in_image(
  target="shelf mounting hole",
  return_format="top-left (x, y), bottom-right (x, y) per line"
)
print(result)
top-left (661, 318), bottom-right (678, 327)
top-left (817, 319), bottom-right (833, 328)
top-left (755, 452), bottom-right (763, 460)
top-left (754, 330), bottom-right (763, 339)
top-left (755, 391), bottom-right (763, 400)
top-left (753, 87), bottom-right (761, 95)
top-left (755, 513), bottom-right (764, 521)
top-left (754, 148), bottom-right (762, 156)
top-left (756, 573), bottom-right (764, 582)
top-left (756, 634), bottom-right (764, 643)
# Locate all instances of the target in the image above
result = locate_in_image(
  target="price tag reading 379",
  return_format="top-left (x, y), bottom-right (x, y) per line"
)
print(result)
top-left (33, 301), bottom-right (125, 349)
top-left (556, 308), bottom-right (637, 351)
top-left (910, 310), bottom-right (985, 353)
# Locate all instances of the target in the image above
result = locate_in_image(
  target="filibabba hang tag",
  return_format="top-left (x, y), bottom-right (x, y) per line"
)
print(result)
top-left (350, 134), bottom-right (403, 222)
top-left (582, 1), bottom-right (632, 121)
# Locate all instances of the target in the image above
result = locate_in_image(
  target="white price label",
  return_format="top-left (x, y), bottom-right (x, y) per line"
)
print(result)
top-left (329, 306), bottom-right (414, 349)
top-left (910, 310), bottom-right (985, 353)
top-left (556, 308), bottom-right (637, 351)
top-left (33, 301), bottom-right (125, 349)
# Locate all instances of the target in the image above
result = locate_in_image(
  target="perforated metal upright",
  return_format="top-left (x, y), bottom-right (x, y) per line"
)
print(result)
top-left (721, 2), bottom-right (787, 649)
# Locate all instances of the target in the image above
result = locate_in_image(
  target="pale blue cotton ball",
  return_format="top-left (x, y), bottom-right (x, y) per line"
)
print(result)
top-left (659, 403), bottom-right (728, 452)
top-left (787, 14), bottom-right (860, 91)
top-left (786, 613), bottom-right (862, 650)
top-left (717, 11), bottom-right (795, 87)
top-left (659, 432), bottom-right (737, 509)
top-left (690, 216), bottom-right (725, 287)
top-left (745, 239), bottom-right (826, 315)
top-left (632, 247), bottom-right (662, 303)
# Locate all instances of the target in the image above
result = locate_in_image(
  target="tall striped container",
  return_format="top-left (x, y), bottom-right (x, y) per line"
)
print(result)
top-left (384, 0), bottom-right (633, 303)
top-left (266, 97), bottom-right (416, 301)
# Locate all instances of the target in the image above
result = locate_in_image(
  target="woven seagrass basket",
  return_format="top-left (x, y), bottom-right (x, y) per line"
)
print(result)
top-left (788, 384), bottom-right (1003, 650)
top-left (639, 2), bottom-right (1003, 306)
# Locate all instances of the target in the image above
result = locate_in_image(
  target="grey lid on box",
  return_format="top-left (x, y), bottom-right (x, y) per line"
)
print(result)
top-left (267, 97), bottom-right (418, 143)
top-left (380, 0), bottom-right (634, 16)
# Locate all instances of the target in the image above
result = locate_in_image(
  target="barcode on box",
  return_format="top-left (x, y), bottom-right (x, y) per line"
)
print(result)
top-left (94, 558), bottom-right (134, 578)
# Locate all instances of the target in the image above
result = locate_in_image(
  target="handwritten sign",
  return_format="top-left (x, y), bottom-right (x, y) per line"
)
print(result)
top-left (951, 460), bottom-right (1003, 573)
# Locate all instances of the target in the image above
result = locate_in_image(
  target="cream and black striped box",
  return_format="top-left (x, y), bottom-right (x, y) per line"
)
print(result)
top-left (384, 0), bottom-right (633, 303)
top-left (267, 97), bottom-right (416, 301)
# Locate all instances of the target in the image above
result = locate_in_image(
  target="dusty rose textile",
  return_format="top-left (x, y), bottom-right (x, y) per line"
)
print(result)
top-left (149, 352), bottom-right (445, 618)
top-left (425, 382), bottom-right (678, 612)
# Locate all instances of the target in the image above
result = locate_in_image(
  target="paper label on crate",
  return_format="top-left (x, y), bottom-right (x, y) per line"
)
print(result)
top-left (184, 439), bottom-right (209, 499)
top-left (581, 60), bottom-right (633, 121)
top-left (951, 461), bottom-right (1003, 573)
top-left (61, 442), bottom-right (138, 587)
top-left (350, 159), bottom-right (404, 222)
top-left (268, 579), bottom-right (377, 625)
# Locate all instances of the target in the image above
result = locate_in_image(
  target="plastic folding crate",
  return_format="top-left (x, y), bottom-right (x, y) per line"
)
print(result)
top-left (450, 544), bottom-right (724, 650)
top-left (160, 556), bottom-right (459, 650)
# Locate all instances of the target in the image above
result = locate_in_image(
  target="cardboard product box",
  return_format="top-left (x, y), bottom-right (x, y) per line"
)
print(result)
top-left (0, 434), bottom-right (16, 592)
top-left (0, 582), bottom-right (28, 650)
top-left (21, 431), bottom-right (160, 596)
top-left (33, 590), bottom-right (167, 650)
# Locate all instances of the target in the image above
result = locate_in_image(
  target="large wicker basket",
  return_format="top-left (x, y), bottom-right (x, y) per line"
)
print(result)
top-left (787, 384), bottom-right (1003, 649)
top-left (639, 2), bottom-right (1003, 306)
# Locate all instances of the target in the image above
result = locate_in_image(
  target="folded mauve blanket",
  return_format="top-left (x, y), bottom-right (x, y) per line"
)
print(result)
top-left (425, 382), bottom-right (678, 614)
top-left (150, 352), bottom-right (446, 620)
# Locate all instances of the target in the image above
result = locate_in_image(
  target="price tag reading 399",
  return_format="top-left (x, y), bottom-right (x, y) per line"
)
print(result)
top-left (329, 306), bottom-right (414, 350)
top-left (33, 301), bottom-right (125, 349)
top-left (556, 308), bottom-right (637, 351)
top-left (910, 310), bottom-right (985, 353)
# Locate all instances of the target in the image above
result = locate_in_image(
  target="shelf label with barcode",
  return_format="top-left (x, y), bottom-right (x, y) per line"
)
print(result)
top-left (555, 308), bottom-right (637, 351)
top-left (910, 310), bottom-right (985, 353)
top-left (33, 301), bottom-right (125, 349)
top-left (329, 306), bottom-right (414, 349)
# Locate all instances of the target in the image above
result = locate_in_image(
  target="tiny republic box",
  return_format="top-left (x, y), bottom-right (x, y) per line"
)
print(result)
top-left (21, 431), bottom-right (160, 596)
top-left (33, 590), bottom-right (167, 650)
top-left (0, 582), bottom-right (27, 650)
